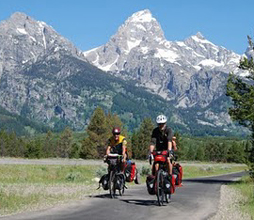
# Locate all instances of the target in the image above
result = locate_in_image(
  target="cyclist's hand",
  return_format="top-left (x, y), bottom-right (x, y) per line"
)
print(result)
top-left (149, 153), bottom-right (154, 165)
top-left (168, 150), bottom-right (174, 158)
top-left (103, 155), bottom-right (107, 162)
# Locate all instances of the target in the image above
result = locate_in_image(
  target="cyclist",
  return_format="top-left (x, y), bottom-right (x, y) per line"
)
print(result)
top-left (149, 114), bottom-right (174, 175)
top-left (106, 127), bottom-right (127, 171)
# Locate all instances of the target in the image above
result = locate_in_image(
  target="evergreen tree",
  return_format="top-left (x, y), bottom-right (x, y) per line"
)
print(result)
top-left (227, 141), bottom-right (246, 163)
top-left (132, 117), bottom-right (154, 159)
top-left (173, 131), bottom-right (185, 160)
top-left (57, 127), bottom-right (73, 158)
top-left (43, 130), bottom-right (55, 157)
top-left (81, 107), bottom-right (108, 158)
top-left (186, 145), bottom-right (196, 161)
top-left (226, 35), bottom-right (254, 178)
top-left (0, 129), bottom-right (8, 156)
top-left (195, 145), bottom-right (205, 161)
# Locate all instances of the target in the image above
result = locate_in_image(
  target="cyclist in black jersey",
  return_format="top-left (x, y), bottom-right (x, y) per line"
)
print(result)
top-left (149, 114), bottom-right (174, 175)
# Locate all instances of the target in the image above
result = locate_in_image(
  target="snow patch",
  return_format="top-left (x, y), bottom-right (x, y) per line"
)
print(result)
top-left (198, 59), bottom-right (224, 67)
top-left (17, 28), bottom-right (28, 35)
top-left (140, 46), bottom-right (149, 54)
top-left (197, 119), bottom-right (216, 127)
top-left (127, 39), bottom-right (141, 51)
top-left (154, 48), bottom-right (178, 63)
top-left (191, 35), bottom-right (216, 46)
top-left (130, 10), bottom-right (155, 23)
top-left (135, 24), bottom-right (146, 31)
top-left (99, 55), bottom-right (119, 72)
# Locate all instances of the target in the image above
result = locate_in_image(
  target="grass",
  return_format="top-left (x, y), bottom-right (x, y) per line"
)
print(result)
top-left (231, 176), bottom-right (254, 219)
top-left (0, 161), bottom-right (248, 216)
top-left (136, 162), bottom-right (247, 182)
top-left (0, 164), bottom-right (101, 216)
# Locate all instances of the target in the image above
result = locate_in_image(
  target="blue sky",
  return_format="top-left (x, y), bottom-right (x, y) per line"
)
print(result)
top-left (0, 0), bottom-right (254, 54)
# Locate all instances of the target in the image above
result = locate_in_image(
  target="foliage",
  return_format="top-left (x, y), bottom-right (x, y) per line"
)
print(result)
top-left (226, 35), bottom-right (254, 179)
top-left (80, 107), bottom-right (127, 159)
top-left (57, 127), bottom-right (73, 158)
top-left (0, 106), bottom-right (49, 136)
top-left (131, 117), bottom-right (154, 159)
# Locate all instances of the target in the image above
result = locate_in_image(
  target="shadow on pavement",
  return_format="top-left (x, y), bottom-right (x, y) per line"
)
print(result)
top-left (183, 178), bottom-right (241, 184)
top-left (90, 194), bottom-right (113, 199)
top-left (121, 199), bottom-right (158, 206)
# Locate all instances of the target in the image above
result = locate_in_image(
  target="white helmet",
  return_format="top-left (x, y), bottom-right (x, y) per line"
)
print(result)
top-left (156, 114), bottom-right (167, 124)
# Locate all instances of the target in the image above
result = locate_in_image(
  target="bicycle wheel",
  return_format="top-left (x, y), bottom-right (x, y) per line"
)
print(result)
top-left (156, 169), bottom-right (164, 206)
top-left (119, 175), bottom-right (125, 196)
top-left (109, 171), bottom-right (116, 198)
top-left (165, 193), bottom-right (171, 203)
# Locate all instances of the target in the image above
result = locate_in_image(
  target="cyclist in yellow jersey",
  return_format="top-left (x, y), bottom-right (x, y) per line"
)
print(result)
top-left (106, 127), bottom-right (127, 171)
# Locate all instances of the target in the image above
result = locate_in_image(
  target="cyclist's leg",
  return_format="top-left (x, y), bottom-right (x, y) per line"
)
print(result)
top-left (167, 158), bottom-right (172, 175)
top-left (154, 162), bottom-right (159, 175)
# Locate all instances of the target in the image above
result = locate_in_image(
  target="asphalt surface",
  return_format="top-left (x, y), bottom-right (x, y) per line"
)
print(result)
top-left (0, 171), bottom-right (246, 220)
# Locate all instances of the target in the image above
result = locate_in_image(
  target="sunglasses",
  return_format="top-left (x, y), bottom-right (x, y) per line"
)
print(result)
top-left (113, 133), bottom-right (120, 135)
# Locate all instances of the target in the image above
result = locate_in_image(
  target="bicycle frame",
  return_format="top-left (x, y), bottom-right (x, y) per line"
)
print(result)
top-left (152, 150), bottom-right (171, 206)
top-left (106, 154), bottom-right (124, 198)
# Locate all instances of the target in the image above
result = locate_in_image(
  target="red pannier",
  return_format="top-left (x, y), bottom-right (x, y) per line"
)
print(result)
top-left (153, 150), bottom-right (168, 163)
top-left (173, 163), bottom-right (183, 186)
top-left (124, 161), bottom-right (136, 182)
top-left (171, 174), bottom-right (176, 194)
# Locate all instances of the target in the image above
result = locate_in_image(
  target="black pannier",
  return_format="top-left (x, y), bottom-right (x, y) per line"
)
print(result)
top-left (115, 173), bottom-right (125, 190)
top-left (146, 175), bottom-right (155, 195)
top-left (163, 175), bottom-right (171, 194)
top-left (99, 174), bottom-right (109, 190)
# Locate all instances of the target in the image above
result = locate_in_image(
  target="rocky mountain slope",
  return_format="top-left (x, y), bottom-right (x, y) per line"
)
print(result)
top-left (0, 11), bottom-right (249, 135)
top-left (84, 9), bottom-right (243, 108)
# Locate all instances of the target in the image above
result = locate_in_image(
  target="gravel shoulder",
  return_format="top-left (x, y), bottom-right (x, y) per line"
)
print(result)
top-left (209, 185), bottom-right (251, 220)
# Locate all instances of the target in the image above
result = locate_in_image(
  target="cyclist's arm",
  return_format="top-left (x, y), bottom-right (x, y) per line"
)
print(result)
top-left (167, 127), bottom-right (173, 152)
top-left (106, 145), bottom-right (111, 155)
top-left (172, 140), bottom-right (177, 151)
top-left (122, 139), bottom-right (127, 162)
top-left (168, 141), bottom-right (172, 151)
top-left (150, 129), bottom-right (156, 153)
top-left (149, 144), bottom-right (155, 153)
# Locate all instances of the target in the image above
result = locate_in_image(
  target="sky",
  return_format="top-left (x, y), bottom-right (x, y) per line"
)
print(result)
top-left (0, 0), bottom-right (254, 55)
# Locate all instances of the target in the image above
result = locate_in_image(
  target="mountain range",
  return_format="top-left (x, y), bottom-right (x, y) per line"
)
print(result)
top-left (0, 10), bottom-right (250, 136)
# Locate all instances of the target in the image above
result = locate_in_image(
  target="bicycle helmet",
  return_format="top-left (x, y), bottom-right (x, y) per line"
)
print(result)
top-left (156, 114), bottom-right (167, 124)
top-left (112, 127), bottom-right (121, 135)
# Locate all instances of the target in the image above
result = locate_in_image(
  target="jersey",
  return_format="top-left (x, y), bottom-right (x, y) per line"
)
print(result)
top-left (107, 135), bottom-right (127, 155)
top-left (150, 126), bottom-right (173, 151)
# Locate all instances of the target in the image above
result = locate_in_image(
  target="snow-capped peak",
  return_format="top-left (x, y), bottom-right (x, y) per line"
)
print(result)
top-left (127, 9), bottom-right (155, 23)
top-left (189, 32), bottom-right (215, 46)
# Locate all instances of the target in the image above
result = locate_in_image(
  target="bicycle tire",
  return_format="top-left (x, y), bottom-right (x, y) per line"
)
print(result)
top-left (109, 171), bottom-right (116, 198)
top-left (119, 175), bottom-right (125, 196)
top-left (156, 169), bottom-right (164, 206)
top-left (165, 192), bottom-right (171, 203)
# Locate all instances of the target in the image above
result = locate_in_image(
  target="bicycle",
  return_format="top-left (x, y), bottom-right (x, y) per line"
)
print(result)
top-left (106, 153), bottom-right (126, 198)
top-left (150, 150), bottom-right (173, 206)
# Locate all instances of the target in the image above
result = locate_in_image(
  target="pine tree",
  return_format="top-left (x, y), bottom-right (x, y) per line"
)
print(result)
top-left (173, 131), bottom-right (185, 160)
top-left (0, 129), bottom-right (8, 156)
top-left (57, 127), bottom-right (73, 158)
top-left (132, 117), bottom-right (154, 159)
top-left (81, 107), bottom-right (108, 158)
top-left (195, 145), bottom-right (205, 161)
top-left (43, 130), bottom-right (55, 157)
top-left (226, 35), bottom-right (254, 179)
